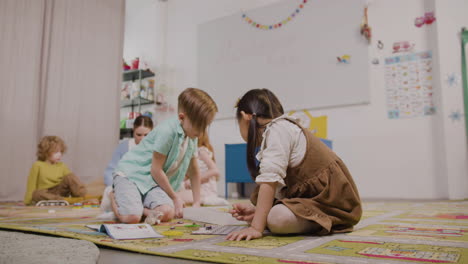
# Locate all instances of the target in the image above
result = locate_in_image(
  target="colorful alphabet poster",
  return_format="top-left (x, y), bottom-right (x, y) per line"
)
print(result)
top-left (384, 50), bottom-right (435, 119)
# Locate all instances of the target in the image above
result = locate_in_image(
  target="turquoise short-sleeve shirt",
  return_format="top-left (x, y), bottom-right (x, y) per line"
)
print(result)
top-left (115, 116), bottom-right (198, 195)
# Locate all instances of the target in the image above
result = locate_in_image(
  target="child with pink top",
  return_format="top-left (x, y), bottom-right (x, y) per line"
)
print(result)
top-left (178, 132), bottom-right (228, 206)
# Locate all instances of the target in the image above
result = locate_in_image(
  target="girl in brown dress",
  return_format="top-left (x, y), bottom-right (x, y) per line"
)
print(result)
top-left (227, 89), bottom-right (362, 241)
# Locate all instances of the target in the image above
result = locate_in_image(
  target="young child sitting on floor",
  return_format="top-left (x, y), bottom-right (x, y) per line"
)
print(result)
top-left (24, 136), bottom-right (87, 205)
top-left (110, 88), bottom-right (218, 224)
top-left (177, 132), bottom-right (228, 206)
top-left (227, 89), bottom-right (362, 241)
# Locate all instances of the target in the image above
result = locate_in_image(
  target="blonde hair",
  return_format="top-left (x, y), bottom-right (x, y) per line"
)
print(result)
top-left (37, 136), bottom-right (67, 161)
top-left (178, 88), bottom-right (218, 133)
top-left (198, 132), bottom-right (215, 161)
top-left (198, 132), bottom-right (218, 180)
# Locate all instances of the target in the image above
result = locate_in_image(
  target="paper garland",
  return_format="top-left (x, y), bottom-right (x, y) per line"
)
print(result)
top-left (241, 0), bottom-right (308, 30)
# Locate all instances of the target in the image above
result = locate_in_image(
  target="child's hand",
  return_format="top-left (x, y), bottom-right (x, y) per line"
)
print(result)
top-left (226, 226), bottom-right (263, 241)
top-left (229, 203), bottom-right (256, 223)
top-left (173, 196), bottom-right (185, 218)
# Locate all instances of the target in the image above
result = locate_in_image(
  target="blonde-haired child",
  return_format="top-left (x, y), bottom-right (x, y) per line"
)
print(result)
top-left (178, 132), bottom-right (228, 206)
top-left (24, 136), bottom-right (87, 205)
top-left (110, 88), bottom-right (218, 224)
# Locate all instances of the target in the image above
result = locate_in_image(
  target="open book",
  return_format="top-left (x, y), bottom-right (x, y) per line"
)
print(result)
top-left (86, 223), bottom-right (163, 240)
top-left (182, 207), bottom-right (248, 235)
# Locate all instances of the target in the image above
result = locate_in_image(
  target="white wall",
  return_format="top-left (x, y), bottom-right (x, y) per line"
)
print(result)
top-left (125, 0), bottom-right (468, 200)
top-left (431, 0), bottom-right (468, 199)
top-left (123, 0), bottom-right (165, 70)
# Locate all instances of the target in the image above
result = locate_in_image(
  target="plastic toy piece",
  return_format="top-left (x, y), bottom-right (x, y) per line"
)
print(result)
top-left (35, 200), bottom-right (70, 207)
top-left (192, 225), bottom-right (245, 235)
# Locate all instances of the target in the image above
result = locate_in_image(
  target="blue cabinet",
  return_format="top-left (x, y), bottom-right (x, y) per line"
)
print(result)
top-left (224, 144), bottom-right (254, 198)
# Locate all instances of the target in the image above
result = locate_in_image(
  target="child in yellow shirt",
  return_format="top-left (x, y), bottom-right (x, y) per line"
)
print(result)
top-left (24, 136), bottom-right (87, 205)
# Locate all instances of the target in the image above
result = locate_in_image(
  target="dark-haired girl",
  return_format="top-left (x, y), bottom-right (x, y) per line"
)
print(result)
top-left (227, 89), bottom-right (362, 241)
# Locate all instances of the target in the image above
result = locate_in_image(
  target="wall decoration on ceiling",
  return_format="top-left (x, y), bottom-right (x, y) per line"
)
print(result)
top-left (449, 110), bottom-right (464, 122)
top-left (241, 0), bottom-right (307, 30)
top-left (392, 41), bottom-right (415, 53)
top-left (415, 11), bottom-right (436, 28)
top-left (384, 50), bottom-right (435, 119)
top-left (445, 72), bottom-right (461, 88)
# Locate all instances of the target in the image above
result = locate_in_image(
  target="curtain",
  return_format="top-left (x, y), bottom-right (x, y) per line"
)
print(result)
top-left (0, 0), bottom-right (125, 201)
top-left (462, 28), bottom-right (468, 140)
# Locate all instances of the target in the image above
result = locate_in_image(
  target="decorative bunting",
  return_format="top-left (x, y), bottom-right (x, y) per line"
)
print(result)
top-left (241, 0), bottom-right (308, 30)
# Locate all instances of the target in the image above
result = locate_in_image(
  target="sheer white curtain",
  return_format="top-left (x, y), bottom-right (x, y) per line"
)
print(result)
top-left (0, 0), bottom-right (125, 201)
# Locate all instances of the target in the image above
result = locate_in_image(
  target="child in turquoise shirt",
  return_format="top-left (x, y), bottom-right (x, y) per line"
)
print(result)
top-left (110, 88), bottom-right (218, 224)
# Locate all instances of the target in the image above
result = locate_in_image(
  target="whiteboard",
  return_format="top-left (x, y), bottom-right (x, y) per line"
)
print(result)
top-left (198, 0), bottom-right (369, 119)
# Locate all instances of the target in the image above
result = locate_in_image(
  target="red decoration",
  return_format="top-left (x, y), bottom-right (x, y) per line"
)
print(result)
top-left (360, 7), bottom-right (371, 44)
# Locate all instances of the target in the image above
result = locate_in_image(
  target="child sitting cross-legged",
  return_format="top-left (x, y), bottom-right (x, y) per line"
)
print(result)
top-left (24, 136), bottom-right (87, 205)
top-left (227, 89), bottom-right (362, 241)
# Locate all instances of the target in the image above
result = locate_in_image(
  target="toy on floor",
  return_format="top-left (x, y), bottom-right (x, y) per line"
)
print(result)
top-left (192, 225), bottom-right (246, 235)
top-left (35, 200), bottom-right (69, 207)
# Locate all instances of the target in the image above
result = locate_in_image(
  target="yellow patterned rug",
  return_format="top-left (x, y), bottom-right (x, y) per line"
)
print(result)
top-left (1, 200), bottom-right (468, 264)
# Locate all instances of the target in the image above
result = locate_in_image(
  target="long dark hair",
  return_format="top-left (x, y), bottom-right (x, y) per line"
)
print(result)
top-left (235, 89), bottom-right (284, 178)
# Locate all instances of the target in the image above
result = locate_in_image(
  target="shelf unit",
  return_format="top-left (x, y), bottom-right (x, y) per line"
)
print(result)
top-left (122, 69), bottom-right (155, 112)
top-left (120, 97), bottom-right (154, 108)
top-left (120, 69), bottom-right (155, 139)
top-left (123, 69), bottom-right (155, 82)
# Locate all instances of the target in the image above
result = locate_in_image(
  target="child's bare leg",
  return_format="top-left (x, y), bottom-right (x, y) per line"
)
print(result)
top-left (267, 204), bottom-right (321, 234)
top-left (143, 186), bottom-right (175, 225)
top-left (177, 189), bottom-right (194, 205)
top-left (109, 191), bottom-right (141, 224)
top-left (144, 204), bottom-right (175, 224)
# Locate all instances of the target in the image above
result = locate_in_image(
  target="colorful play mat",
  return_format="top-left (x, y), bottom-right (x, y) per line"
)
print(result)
top-left (1, 200), bottom-right (468, 264)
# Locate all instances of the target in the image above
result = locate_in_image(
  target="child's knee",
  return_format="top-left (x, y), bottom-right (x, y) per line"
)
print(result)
top-left (156, 204), bottom-right (175, 222)
top-left (32, 189), bottom-right (62, 203)
top-left (266, 204), bottom-right (296, 233)
top-left (119, 214), bottom-right (141, 224)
